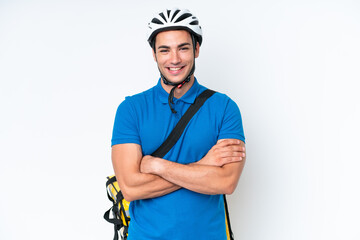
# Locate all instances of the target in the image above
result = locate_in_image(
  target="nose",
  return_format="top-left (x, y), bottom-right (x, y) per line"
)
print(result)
top-left (170, 50), bottom-right (181, 65)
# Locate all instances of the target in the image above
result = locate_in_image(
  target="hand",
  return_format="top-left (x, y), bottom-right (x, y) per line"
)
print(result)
top-left (198, 139), bottom-right (245, 167)
top-left (140, 155), bottom-right (154, 174)
top-left (140, 155), bottom-right (162, 174)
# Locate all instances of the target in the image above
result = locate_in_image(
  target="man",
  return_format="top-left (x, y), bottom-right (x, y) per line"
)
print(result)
top-left (111, 8), bottom-right (246, 240)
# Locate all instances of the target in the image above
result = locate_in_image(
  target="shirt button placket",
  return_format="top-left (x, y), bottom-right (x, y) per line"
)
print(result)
top-left (174, 99), bottom-right (181, 120)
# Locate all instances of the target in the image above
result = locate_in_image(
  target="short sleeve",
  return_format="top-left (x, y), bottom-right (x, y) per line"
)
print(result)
top-left (218, 98), bottom-right (245, 143)
top-left (111, 97), bottom-right (141, 146)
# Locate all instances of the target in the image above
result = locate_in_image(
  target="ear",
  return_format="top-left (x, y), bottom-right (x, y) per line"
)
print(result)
top-left (195, 42), bottom-right (200, 58)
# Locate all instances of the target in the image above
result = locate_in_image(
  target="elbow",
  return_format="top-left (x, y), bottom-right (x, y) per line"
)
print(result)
top-left (116, 173), bottom-right (147, 202)
top-left (120, 186), bottom-right (137, 202)
top-left (121, 187), bottom-right (139, 202)
top-left (223, 182), bottom-right (237, 195)
top-left (222, 158), bottom-right (245, 195)
top-left (118, 181), bottom-right (138, 202)
top-left (222, 177), bottom-right (239, 195)
top-left (122, 192), bottom-right (135, 202)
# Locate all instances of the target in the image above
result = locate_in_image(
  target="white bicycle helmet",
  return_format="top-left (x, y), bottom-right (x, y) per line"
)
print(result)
top-left (147, 8), bottom-right (203, 47)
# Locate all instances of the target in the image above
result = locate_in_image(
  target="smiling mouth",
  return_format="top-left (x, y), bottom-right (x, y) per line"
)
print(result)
top-left (167, 66), bottom-right (184, 71)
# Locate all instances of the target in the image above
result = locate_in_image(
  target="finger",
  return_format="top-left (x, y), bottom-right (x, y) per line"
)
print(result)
top-left (219, 150), bottom-right (241, 157)
top-left (216, 139), bottom-right (241, 147)
top-left (222, 156), bottom-right (243, 165)
top-left (217, 145), bottom-right (245, 153)
top-left (220, 151), bottom-right (246, 159)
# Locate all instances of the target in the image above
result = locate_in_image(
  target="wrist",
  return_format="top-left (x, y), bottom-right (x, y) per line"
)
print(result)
top-left (151, 157), bottom-right (165, 175)
top-left (196, 155), bottom-right (208, 165)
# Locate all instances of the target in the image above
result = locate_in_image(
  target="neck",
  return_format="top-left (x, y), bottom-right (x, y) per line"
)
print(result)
top-left (161, 75), bottom-right (195, 99)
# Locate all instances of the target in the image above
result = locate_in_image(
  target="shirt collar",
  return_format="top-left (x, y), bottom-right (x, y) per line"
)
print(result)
top-left (156, 78), bottom-right (201, 104)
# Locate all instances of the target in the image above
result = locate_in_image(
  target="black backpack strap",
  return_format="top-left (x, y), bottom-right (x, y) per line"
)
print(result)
top-left (151, 89), bottom-right (216, 158)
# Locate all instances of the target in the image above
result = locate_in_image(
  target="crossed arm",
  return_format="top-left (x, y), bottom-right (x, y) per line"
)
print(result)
top-left (112, 139), bottom-right (246, 202)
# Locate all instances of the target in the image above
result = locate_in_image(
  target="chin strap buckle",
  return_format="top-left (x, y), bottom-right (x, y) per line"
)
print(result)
top-left (177, 80), bottom-right (186, 89)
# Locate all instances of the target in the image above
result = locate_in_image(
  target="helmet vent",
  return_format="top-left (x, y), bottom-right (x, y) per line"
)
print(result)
top-left (167, 10), bottom-right (171, 18)
top-left (151, 18), bottom-right (163, 24)
top-left (170, 9), bottom-right (181, 22)
top-left (174, 13), bottom-right (192, 23)
top-left (189, 20), bottom-right (199, 25)
top-left (159, 12), bottom-right (167, 22)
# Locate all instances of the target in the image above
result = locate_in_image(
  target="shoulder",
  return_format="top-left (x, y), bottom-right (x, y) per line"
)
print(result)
top-left (197, 83), bottom-right (234, 103)
top-left (117, 85), bottom-right (157, 112)
top-left (125, 86), bottom-right (156, 104)
top-left (195, 82), bottom-right (240, 113)
top-left (205, 88), bottom-right (239, 111)
top-left (209, 91), bottom-right (245, 142)
top-left (212, 91), bottom-right (233, 103)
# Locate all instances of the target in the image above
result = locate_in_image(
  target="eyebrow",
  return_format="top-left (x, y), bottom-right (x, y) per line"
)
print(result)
top-left (157, 42), bottom-right (191, 50)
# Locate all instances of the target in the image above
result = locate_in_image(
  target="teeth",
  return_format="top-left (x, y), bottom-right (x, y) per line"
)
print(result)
top-left (169, 67), bottom-right (181, 71)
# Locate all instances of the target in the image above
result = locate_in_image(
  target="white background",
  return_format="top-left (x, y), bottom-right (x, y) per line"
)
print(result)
top-left (1, 0), bottom-right (359, 239)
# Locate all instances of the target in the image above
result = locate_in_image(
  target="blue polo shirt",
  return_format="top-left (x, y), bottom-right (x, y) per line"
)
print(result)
top-left (112, 79), bottom-right (245, 240)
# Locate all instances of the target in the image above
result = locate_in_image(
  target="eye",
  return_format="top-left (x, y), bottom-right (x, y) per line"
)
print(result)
top-left (159, 49), bottom-right (169, 53)
top-left (180, 47), bottom-right (189, 51)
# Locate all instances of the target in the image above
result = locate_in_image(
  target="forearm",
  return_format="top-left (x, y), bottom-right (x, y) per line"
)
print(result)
top-left (147, 158), bottom-right (245, 195)
top-left (140, 139), bottom-right (246, 195)
top-left (112, 144), bottom-right (180, 202)
top-left (118, 171), bottom-right (180, 201)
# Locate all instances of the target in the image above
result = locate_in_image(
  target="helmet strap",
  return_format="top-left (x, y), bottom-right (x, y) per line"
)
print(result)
top-left (165, 62), bottom-right (195, 113)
